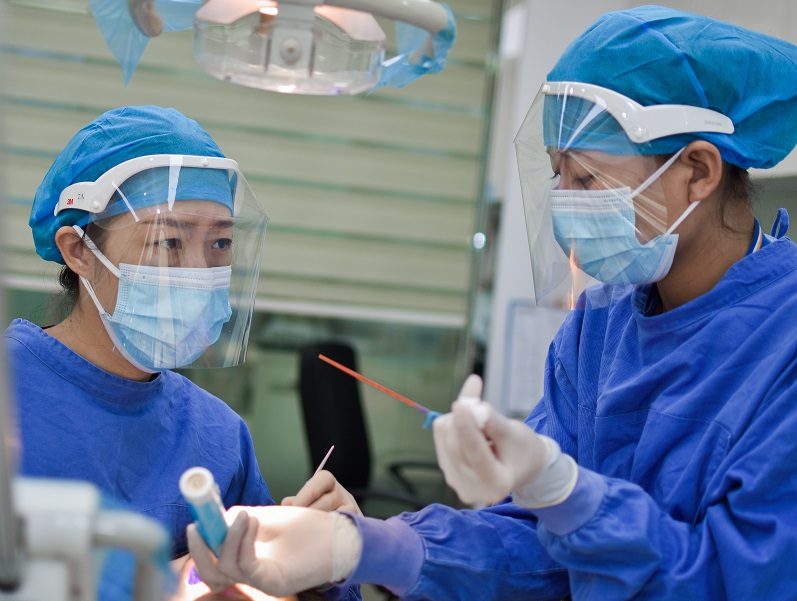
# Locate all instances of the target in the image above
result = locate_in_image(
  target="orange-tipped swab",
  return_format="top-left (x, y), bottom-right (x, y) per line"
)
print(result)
top-left (318, 354), bottom-right (433, 414)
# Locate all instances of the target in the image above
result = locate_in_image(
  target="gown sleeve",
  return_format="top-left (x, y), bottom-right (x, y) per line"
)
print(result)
top-left (529, 321), bottom-right (797, 599)
top-left (531, 380), bottom-right (797, 600)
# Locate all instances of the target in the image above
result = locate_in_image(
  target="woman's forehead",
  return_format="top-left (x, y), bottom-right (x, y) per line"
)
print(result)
top-left (149, 199), bottom-right (232, 217)
top-left (550, 148), bottom-right (652, 171)
top-left (100, 199), bottom-right (234, 230)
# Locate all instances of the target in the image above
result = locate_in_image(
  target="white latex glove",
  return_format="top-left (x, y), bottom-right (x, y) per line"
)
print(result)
top-left (187, 506), bottom-right (361, 598)
top-left (433, 374), bottom-right (577, 508)
top-left (170, 555), bottom-right (286, 601)
top-left (281, 470), bottom-right (363, 516)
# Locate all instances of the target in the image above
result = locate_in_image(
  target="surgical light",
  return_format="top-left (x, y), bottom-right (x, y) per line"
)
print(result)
top-left (193, 0), bottom-right (453, 95)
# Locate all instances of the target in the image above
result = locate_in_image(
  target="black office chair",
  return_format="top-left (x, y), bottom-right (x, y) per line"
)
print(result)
top-left (298, 341), bottom-right (446, 516)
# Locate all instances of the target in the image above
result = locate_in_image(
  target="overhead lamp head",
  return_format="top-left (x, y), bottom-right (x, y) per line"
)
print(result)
top-left (194, 0), bottom-right (387, 95)
top-left (94, 0), bottom-right (455, 93)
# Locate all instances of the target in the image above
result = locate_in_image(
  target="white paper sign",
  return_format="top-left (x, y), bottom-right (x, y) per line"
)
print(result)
top-left (502, 300), bottom-right (568, 416)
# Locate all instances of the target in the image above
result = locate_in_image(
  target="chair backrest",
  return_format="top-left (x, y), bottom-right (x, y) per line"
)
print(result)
top-left (298, 341), bottom-right (371, 491)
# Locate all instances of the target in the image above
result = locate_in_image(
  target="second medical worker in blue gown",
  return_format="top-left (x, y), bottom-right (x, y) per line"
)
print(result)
top-left (186, 6), bottom-right (797, 601)
top-left (5, 106), bottom-right (274, 559)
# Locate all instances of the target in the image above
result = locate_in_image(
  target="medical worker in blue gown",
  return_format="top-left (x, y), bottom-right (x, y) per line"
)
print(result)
top-left (5, 106), bottom-right (275, 561)
top-left (187, 6), bottom-right (797, 600)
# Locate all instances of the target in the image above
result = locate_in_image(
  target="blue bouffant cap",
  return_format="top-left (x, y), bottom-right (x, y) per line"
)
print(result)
top-left (546, 5), bottom-right (797, 169)
top-left (31, 106), bottom-right (232, 264)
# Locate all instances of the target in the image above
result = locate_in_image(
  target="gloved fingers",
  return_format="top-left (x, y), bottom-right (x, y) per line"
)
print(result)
top-left (303, 485), bottom-right (358, 514)
top-left (311, 487), bottom-right (362, 516)
top-left (484, 416), bottom-right (546, 465)
top-left (457, 373), bottom-right (484, 399)
top-left (333, 499), bottom-right (363, 516)
top-left (289, 471), bottom-right (363, 514)
top-left (450, 374), bottom-right (495, 467)
top-left (446, 401), bottom-right (521, 503)
top-left (214, 512), bottom-right (253, 586)
top-left (290, 470), bottom-right (339, 507)
top-left (432, 413), bottom-right (459, 485)
top-left (433, 413), bottom-right (493, 505)
top-left (234, 515), bottom-right (282, 594)
top-left (224, 505), bottom-right (251, 523)
top-left (455, 374), bottom-right (491, 428)
top-left (186, 523), bottom-right (235, 593)
top-left (236, 515), bottom-right (270, 589)
top-left (433, 373), bottom-right (488, 478)
top-left (487, 419), bottom-right (551, 490)
top-left (450, 399), bottom-right (501, 473)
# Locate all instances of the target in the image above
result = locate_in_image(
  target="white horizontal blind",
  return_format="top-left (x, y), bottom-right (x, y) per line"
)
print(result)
top-left (1, 0), bottom-right (498, 325)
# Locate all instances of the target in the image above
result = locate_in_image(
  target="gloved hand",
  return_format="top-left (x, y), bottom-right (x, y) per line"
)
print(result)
top-left (433, 375), bottom-right (577, 508)
top-left (187, 506), bottom-right (362, 598)
top-left (281, 471), bottom-right (363, 516)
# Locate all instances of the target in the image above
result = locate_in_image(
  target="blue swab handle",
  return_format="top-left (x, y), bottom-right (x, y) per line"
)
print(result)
top-left (179, 467), bottom-right (227, 556)
top-left (422, 411), bottom-right (443, 429)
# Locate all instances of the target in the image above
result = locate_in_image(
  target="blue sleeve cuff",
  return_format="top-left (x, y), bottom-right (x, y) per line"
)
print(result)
top-left (338, 513), bottom-right (425, 595)
top-left (319, 583), bottom-right (362, 601)
top-left (530, 467), bottom-right (606, 536)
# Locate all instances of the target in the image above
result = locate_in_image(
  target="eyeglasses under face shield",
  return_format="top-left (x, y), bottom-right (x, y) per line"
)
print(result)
top-left (515, 82), bottom-right (734, 309)
top-left (55, 154), bottom-right (269, 370)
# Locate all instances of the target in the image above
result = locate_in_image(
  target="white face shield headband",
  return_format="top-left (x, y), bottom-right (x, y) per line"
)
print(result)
top-left (58, 155), bottom-right (269, 369)
top-left (515, 81), bottom-right (734, 308)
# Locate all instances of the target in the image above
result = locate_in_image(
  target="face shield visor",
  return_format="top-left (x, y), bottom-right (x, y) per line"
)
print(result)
top-left (55, 155), bottom-right (268, 372)
top-left (515, 81), bottom-right (734, 309)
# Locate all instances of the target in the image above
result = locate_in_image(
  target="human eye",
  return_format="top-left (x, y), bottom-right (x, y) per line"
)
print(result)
top-left (573, 174), bottom-right (596, 190)
top-left (156, 237), bottom-right (181, 250)
top-left (212, 238), bottom-right (233, 251)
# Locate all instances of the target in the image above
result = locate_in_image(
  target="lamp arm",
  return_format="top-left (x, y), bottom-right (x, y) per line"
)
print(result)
top-left (93, 511), bottom-right (169, 601)
top-left (324, 0), bottom-right (449, 33)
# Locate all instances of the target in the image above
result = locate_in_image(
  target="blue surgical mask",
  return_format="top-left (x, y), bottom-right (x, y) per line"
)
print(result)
top-left (548, 148), bottom-right (698, 285)
top-left (77, 228), bottom-right (232, 373)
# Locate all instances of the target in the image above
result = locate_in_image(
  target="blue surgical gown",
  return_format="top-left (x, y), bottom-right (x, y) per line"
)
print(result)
top-left (338, 233), bottom-right (797, 600)
top-left (6, 318), bottom-right (273, 557)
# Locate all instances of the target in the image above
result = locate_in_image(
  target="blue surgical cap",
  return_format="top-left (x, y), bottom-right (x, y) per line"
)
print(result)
top-left (31, 106), bottom-right (231, 264)
top-left (547, 5), bottom-right (797, 169)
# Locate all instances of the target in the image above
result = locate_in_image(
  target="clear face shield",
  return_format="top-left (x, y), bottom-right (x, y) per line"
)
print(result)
top-left (55, 155), bottom-right (269, 372)
top-left (515, 82), bottom-right (734, 309)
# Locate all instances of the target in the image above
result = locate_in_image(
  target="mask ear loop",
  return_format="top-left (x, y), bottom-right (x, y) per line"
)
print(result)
top-left (631, 147), bottom-right (698, 237)
top-left (73, 225), bottom-right (122, 278)
top-left (663, 199), bottom-right (700, 236)
top-left (631, 147), bottom-right (686, 199)
top-left (72, 225), bottom-right (122, 317)
top-left (627, 147), bottom-right (687, 236)
top-left (71, 226), bottom-right (159, 375)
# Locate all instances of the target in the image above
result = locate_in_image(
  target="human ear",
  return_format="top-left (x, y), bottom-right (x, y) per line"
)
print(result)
top-left (54, 226), bottom-right (94, 277)
top-left (680, 141), bottom-right (723, 202)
